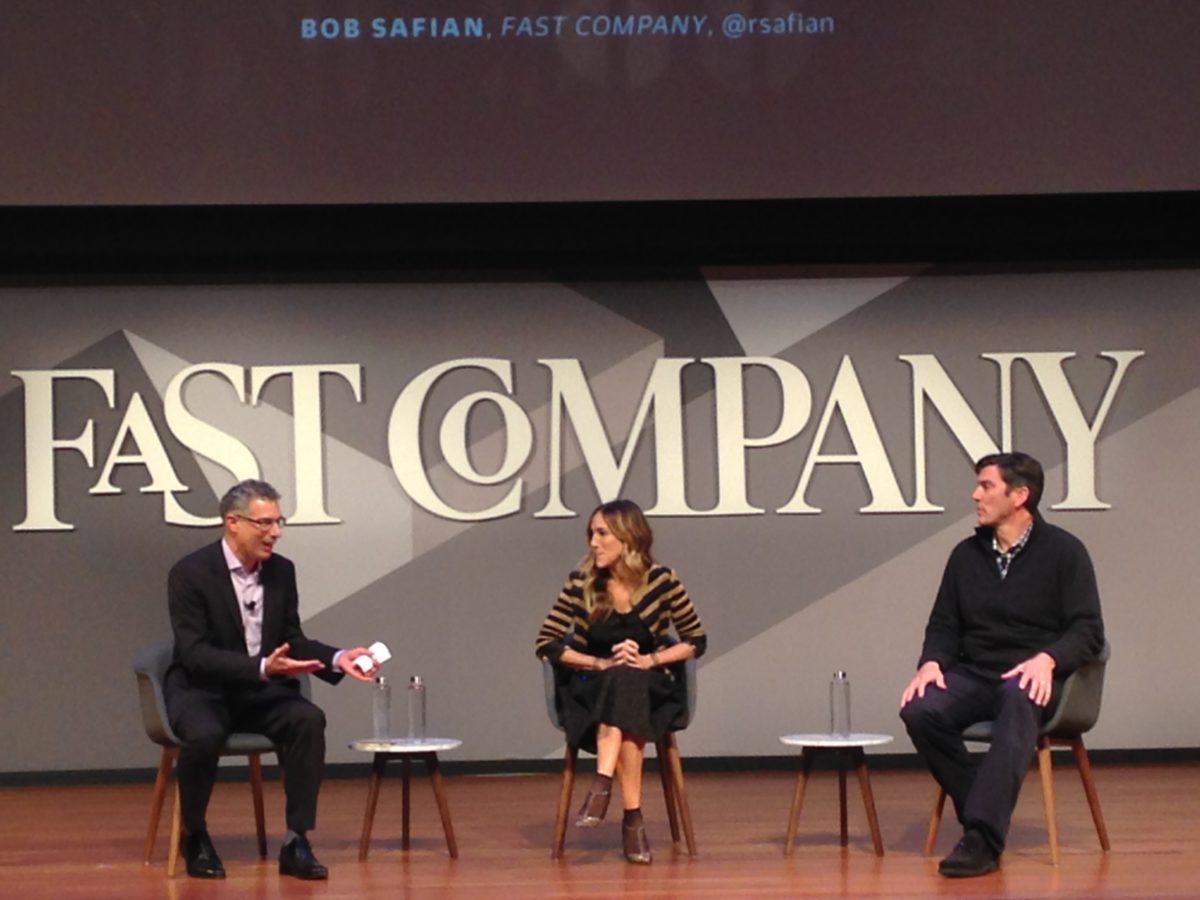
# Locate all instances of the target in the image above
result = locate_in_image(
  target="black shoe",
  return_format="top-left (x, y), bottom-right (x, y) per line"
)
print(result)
top-left (279, 834), bottom-right (328, 880)
top-left (181, 830), bottom-right (225, 879)
top-left (938, 828), bottom-right (999, 878)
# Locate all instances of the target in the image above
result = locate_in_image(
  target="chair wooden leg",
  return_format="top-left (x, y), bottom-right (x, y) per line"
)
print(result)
top-left (143, 747), bottom-right (176, 864)
top-left (662, 734), bottom-right (696, 856)
top-left (1036, 738), bottom-right (1060, 865)
top-left (924, 786), bottom-right (947, 857)
top-left (167, 782), bottom-right (182, 877)
top-left (552, 745), bottom-right (577, 859)
top-left (656, 737), bottom-right (682, 844)
top-left (1070, 737), bottom-right (1110, 851)
top-left (248, 752), bottom-right (267, 859)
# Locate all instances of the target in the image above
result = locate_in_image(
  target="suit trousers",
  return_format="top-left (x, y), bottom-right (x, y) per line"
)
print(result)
top-left (900, 664), bottom-right (1054, 854)
top-left (166, 671), bottom-right (327, 836)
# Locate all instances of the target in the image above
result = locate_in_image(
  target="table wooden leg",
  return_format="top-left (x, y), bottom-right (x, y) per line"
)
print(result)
top-left (838, 750), bottom-right (848, 847)
top-left (425, 752), bottom-right (459, 859)
top-left (401, 757), bottom-right (412, 851)
top-left (784, 749), bottom-right (817, 856)
top-left (358, 752), bottom-right (387, 861)
top-left (853, 748), bottom-right (885, 856)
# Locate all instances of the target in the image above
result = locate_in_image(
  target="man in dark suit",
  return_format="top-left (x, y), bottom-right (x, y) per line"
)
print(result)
top-left (166, 479), bottom-right (378, 880)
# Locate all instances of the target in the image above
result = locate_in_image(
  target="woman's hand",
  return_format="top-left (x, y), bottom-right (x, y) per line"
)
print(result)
top-left (611, 639), bottom-right (654, 669)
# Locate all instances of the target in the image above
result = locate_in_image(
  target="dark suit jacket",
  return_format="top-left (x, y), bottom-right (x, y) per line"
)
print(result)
top-left (166, 540), bottom-right (344, 703)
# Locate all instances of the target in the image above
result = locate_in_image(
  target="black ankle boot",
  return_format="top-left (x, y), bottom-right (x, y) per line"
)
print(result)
top-left (622, 809), bottom-right (652, 864)
top-left (576, 774), bottom-right (612, 828)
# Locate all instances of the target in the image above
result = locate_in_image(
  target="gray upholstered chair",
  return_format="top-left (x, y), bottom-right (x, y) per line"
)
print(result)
top-left (134, 640), bottom-right (309, 876)
top-left (923, 641), bottom-right (1112, 864)
top-left (543, 654), bottom-right (698, 859)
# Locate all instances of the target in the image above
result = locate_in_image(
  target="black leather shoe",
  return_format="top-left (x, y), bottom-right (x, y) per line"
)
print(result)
top-left (279, 834), bottom-right (328, 880)
top-left (181, 830), bottom-right (225, 879)
top-left (938, 828), bottom-right (999, 878)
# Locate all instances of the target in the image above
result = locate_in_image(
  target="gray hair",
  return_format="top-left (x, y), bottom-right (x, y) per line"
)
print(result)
top-left (219, 479), bottom-right (281, 518)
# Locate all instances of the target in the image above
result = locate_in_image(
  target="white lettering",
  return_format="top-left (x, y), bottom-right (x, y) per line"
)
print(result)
top-left (706, 357), bottom-right (812, 515)
top-left (91, 392), bottom-right (188, 499)
top-left (780, 356), bottom-right (909, 514)
top-left (13, 369), bottom-right (115, 531)
top-left (984, 350), bottom-right (1144, 510)
top-left (388, 358), bottom-right (532, 521)
top-left (900, 354), bottom-right (999, 512)
top-left (535, 358), bottom-right (692, 518)
top-left (162, 364), bottom-right (258, 526)
top-left (250, 364), bottom-right (363, 525)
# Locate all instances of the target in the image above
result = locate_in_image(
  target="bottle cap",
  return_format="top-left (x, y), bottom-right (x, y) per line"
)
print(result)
top-left (376, 675), bottom-right (388, 686)
top-left (410, 675), bottom-right (423, 687)
top-left (834, 670), bottom-right (847, 679)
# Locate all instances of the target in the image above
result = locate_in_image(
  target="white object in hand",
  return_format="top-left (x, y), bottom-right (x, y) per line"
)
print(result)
top-left (355, 641), bottom-right (393, 672)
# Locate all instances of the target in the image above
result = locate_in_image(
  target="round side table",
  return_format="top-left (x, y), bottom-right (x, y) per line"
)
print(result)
top-left (778, 733), bottom-right (893, 856)
top-left (349, 737), bottom-right (462, 859)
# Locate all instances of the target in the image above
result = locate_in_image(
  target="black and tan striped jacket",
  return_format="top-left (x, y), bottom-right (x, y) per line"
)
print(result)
top-left (535, 564), bottom-right (707, 662)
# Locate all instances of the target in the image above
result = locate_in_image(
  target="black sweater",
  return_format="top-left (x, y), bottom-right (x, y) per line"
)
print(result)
top-left (919, 515), bottom-right (1105, 676)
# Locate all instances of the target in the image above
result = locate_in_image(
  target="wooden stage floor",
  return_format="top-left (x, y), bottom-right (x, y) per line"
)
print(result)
top-left (1, 762), bottom-right (1195, 898)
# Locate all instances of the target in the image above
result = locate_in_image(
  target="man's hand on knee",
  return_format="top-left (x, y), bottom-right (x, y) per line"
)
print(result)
top-left (1001, 651), bottom-right (1056, 706)
top-left (900, 660), bottom-right (945, 708)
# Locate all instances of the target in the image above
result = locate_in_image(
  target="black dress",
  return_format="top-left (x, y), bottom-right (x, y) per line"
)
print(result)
top-left (557, 609), bottom-right (688, 754)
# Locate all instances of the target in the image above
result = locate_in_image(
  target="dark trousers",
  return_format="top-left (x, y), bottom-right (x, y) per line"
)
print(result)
top-left (900, 664), bottom-right (1054, 854)
top-left (166, 671), bottom-right (327, 836)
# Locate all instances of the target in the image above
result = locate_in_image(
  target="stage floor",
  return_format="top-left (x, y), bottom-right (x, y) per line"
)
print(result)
top-left (1, 763), bottom-right (1195, 898)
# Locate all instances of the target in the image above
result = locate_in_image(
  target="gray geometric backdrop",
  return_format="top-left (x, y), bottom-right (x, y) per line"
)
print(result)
top-left (1, 267), bottom-right (1197, 772)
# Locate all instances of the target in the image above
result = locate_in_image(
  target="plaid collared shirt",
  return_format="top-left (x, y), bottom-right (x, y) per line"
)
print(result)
top-left (992, 521), bottom-right (1033, 580)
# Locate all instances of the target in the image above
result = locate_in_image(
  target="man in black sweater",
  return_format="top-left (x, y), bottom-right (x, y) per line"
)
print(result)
top-left (899, 452), bottom-right (1104, 878)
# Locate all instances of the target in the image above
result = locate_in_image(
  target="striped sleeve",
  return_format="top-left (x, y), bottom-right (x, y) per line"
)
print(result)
top-left (664, 568), bottom-right (707, 658)
top-left (535, 572), bottom-right (587, 662)
top-left (640, 565), bottom-right (707, 658)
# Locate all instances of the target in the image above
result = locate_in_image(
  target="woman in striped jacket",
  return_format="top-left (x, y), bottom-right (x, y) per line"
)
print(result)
top-left (535, 499), bottom-right (707, 864)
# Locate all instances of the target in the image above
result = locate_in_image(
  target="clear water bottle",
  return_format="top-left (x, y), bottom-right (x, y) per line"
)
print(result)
top-left (408, 675), bottom-right (426, 740)
top-left (830, 671), bottom-right (851, 737)
top-left (373, 676), bottom-right (391, 739)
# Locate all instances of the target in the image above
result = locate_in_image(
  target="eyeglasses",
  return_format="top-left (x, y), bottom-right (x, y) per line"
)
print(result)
top-left (235, 514), bottom-right (286, 530)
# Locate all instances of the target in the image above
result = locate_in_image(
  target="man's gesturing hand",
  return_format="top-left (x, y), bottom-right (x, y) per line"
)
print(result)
top-left (337, 647), bottom-right (378, 682)
top-left (264, 642), bottom-right (326, 677)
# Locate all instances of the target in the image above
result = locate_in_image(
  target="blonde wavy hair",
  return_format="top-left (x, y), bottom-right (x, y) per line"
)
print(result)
top-left (580, 499), bottom-right (655, 623)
